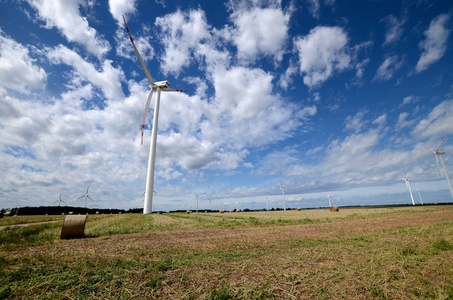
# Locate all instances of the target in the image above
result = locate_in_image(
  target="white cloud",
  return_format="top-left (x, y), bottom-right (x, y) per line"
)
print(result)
top-left (26, 0), bottom-right (111, 58)
top-left (46, 45), bottom-right (125, 102)
top-left (396, 112), bottom-right (415, 129)
top-left (228, 2), bottom-right (291, 62)
top-left (115, 24), bottom-right (154, 64)
top-left (345, 110), bottom-right (367, 133)
top-left (373, 55), bottom-right (403, 82)
top-left (0, 31), bottom-right (47, 94)
top-left (412, 99), bottom-right (453, 140)
top-left (416, 13), bottom-right (450, 73)
top-left (294, 26), bottom-right (351, 88)
top-left (155, 9), bottom-right (211, 76)
top-left (307, 0), bottom-right (320, 19)
top-left (372, 113), bottom-right (387, 128)
top-left (108, 0), bottom-right (137, 23)
top-left (382, 15), bottom-right (405, 46)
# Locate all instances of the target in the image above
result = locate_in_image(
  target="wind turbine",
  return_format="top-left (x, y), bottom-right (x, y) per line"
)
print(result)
top-left (123, 16), bottom-right (187, 214)
top-left (208, 196), bottom-right (212, 210)
top-left (416, 186), bottom-right (424, 205)
top-left (401, 175), bottom-right (415, 206)
top-left (195, 193), bottom-right (199, 213)
top-left (54, 193), bottom-right (65, 206)
top-left (77, 186), bottom-right (93, 208)
top-left (425, 135), bottom-right (453, 200)
top-left (328, 194), bottom-right (332, 207)
top-left (279, 180), bottom-right (286, 211)
top-left (266, 195), bottom-right (269, 211)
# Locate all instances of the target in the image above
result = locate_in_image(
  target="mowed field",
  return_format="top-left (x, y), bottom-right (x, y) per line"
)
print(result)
top-left (1, 205), bottom-right (452, 299)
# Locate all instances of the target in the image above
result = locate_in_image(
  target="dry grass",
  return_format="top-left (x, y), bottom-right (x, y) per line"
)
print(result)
top-left (1, 205), bottom-right (452, 299)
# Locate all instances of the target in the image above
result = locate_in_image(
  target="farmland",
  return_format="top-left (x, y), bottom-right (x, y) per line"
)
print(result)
top-left (1, 205), bottom-right (452, 299)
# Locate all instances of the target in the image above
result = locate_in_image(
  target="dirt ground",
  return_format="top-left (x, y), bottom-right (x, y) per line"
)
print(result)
top-left (4, 206), bottom-right (453, 299)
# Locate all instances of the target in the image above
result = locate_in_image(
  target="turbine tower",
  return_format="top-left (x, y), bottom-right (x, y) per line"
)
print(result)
top-left (416, 186), bottom-right (424, 205)
top-left (279, 180), bottom-right (286, 211)
top-left (401, 175), bottom-right (415, 206)
top-left (123, 16), bottom-right (187, 214)
top-left (195, 193), bottom-right (199, 213)
top-left (425, 135), bottom-right (453, 200)
top-left (77, 186), bottom-right (93, 208)
top-left (266, 195), bottom-right (269, 211)
top-left (328, 194), bottom-right (332, 207)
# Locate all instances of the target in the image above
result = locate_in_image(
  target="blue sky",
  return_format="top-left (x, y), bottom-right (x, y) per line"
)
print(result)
top-left (1, 0), bottom-right (453, 211)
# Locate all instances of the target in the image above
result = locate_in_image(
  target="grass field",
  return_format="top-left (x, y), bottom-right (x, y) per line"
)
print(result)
top-left (1, 205), bottom-right (452, 299)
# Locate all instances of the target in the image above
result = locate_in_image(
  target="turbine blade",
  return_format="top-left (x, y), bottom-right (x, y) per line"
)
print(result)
top-left (77, 195), bottom-right (85, 200)
top-left (436, 134), bottom-right (448, 152)
top-left (436, 155), bottom-right (442, 178)
top-left (141, 90), bottom-right (154, 145)
top-left (122, 15), bottom-right (154, 86)
top-left (424, 145), bottom-right (435, 154)
top-left (161, 88), bottom-right (187, 92)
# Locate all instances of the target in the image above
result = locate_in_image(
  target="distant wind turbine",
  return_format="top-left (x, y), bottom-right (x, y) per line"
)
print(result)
top-left (416, 186), bottom-right (424, 205)
top-left (328, 194), bottom-right (332, 207)
top-left (123, 16), bottom-right (187, 214)
top-left (279, 180), bottom-right (286, 211)
top-left (401, 175), bottom-right (415, 206)
top-left (208, 196), bottom-right (212, 210)
top-left (54, 193), bottom-right (65, 206)
top-left (266, 195), bottom-right (269, 211)
top-left (425, 135), bottom-right (453, 200)
top-left (195, 193), bottom-right (199, 213)
top-left (77, 186), bottom-right (93, 208)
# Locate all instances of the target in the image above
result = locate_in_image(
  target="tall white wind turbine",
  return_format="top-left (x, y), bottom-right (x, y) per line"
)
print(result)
top-left (279, 180), bottom-right (286, 211)
top-left (401, 175), bottom-right (415, 206)
top-left (328, 194), bottom-right (332, 207)
top-left (416, 186), bottom-right (423, 205)
top-left (77, 186), bottom-right (93, 208)
top-left (425, 135), bottom-right (453, 200)
top-left (123, 16), bottom-right (187, 214)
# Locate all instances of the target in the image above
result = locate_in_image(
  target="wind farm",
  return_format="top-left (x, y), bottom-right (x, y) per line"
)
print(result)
top-left (1, 1), bottom-right (453, 298)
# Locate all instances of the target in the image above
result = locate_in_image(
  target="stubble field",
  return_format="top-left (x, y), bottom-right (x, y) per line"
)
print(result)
top-left (1, 205), bottom-right (452, 299)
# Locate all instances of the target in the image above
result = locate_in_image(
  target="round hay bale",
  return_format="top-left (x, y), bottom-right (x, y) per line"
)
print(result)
top-left (60, 215), bottom-right (87, 239)
top-left (235, 209), bottom-right (241, 212)
top-left (295, 207), bottom-right (302, 211)
top-left (186, 210), bottom-right (192, 214)
top-left (4, 212), bottom-right (11, 217)
top-left (329, 206), bottom-right (339, 212)
top-left (96, 211), bottom-right (100, 214)
top-left (68, 212), bottom-right (73, 215)
top-left (219, 209), bottom-right (225, 214)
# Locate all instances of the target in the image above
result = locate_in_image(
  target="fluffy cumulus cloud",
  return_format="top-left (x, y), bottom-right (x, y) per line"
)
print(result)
top-left (109, 0), bottom-right (137, 23)
top-left (294, 26), bottom-right (351, 88)
top-left (46, 45), bottom-right (125, 102)
top-left (227, 0), bottom-right (291, 62)
top-left (155, 9), bottom-right (211, 76)
top-left (416, 13), bottom-right (450, 73)
top-left (0, 31), bottom-right (47, 93)
top-left (26, 0), bottom-right (111, 58)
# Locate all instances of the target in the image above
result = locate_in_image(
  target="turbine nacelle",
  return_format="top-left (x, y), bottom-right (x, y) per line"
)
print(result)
top-left (153, 81), bottom-right (170, 89)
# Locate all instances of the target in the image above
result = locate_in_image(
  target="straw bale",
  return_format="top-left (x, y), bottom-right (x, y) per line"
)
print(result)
top-left (60, 215), bottom-right (87, 239)
top-left (295, 207), bottom-right (302, 211)
top-left (219, 209), bottom-right (225, 214)
top-left (186, 210), bottom-right (192, 214)
top-left (330, 206), bottom-right (339, 212)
